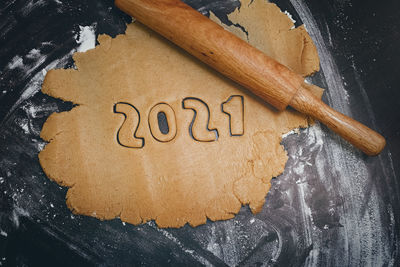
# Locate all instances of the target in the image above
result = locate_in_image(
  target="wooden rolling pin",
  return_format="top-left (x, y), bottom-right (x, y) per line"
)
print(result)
top-left (115, 0), bottom-right (386, 156)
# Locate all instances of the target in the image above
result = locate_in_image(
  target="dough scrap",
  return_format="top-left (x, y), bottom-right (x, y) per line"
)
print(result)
top-left (210, 0), bottom-right (319, 76)
top-left (39, 0), bottom-right (321, 228)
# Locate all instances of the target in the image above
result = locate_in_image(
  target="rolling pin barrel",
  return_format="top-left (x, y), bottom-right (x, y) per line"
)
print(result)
top-left (115, 0), bottom-right (303, 111)
top-left (115, 0), bottom-right (386, 156)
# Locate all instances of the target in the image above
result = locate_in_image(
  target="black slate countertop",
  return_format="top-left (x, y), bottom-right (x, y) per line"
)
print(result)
top-left (0, 0), bottom-right (399, 266)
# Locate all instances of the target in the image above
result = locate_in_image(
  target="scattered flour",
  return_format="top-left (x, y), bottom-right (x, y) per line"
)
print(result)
top-left (284, 10), bottom-right (296, 29)
top-left (76, 25), bottom-right (97, 53)
top-left (148, 221), bottom-right (211, 265)
top-left (22, 0), bottom-right (46, 16)
top-left (11, 206), bottom-right (30, 228)
top-left (7, 56), bottom-right (24, 70)
top-left (4, 24), bottom-right (97, 129)
top-left (26, 48), bottom-right (41, 59)
top-left (2, 2), bottom-right (397, 265)
top-left (282, 128), bottom-right (301, 139)
top-left (17, 118), bottom-right (30, 134)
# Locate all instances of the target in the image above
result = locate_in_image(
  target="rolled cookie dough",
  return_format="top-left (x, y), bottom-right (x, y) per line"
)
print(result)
top-left (39, 0), bottom-right (321, 228)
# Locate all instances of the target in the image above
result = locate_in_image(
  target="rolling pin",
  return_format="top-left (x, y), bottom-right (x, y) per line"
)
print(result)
top-left (115, 0), bottom-right (386, 156)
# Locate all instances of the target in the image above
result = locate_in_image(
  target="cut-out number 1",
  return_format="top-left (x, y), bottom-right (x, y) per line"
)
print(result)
top-left (222, 95), bottom-right (244, 136)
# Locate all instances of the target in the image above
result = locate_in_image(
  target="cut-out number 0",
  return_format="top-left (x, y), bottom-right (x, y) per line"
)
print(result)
top-left (148, 103), bottom-right (177, 142)
top-left (114, 96), bottom-right (244, 148)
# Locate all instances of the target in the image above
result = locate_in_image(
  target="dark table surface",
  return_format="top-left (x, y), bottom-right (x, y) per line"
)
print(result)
top-left (0, 0), bottom-right (399, 266)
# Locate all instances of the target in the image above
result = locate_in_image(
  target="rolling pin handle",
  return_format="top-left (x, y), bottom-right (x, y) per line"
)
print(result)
top-left (289, 84), bottom-right (386, 156)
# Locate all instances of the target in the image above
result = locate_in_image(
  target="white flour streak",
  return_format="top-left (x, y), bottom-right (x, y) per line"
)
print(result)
top-left (282, 128), bottom-right (300, 139)
top-left (212, 221), bottom-right (239, 266)
top-left (290, 0), bottom-right (351, 115)
top-left (289, 124), bottom-right (325, 265)
top-left (351, 62), bottom-right (399, 254)
top-left (26, 48), bottom-right (41, 59)
top-left (7, 56), bottom-right (24, 69)
top-left (297, 180), bottom-right (314, 261)
top-left (284, 11), bottom-right (296, 29)
top-left (11, 206), bottom-right (30, 228)
top-left (6, 47), bottom-right (49, 80)
top-left (7, 67), bottom-right (47, 123)
top-left (3, 29), bottom-right (91, 125)
top-left (325, 23), bottom-right (333, 47)
top-left (4, 23), bottom-right (97, 120)
top-left (284, 11), bottom-right (296, 24)
top-left (76, 25), bottom-right (96, 52)
top-left (17, 118), bottom-right (30, 134)
top-left (290, 0), bottom-right (395, 265)
top-left (21, 0), bottom-right (46, 16)
top-left (288, 1), bottom-right (356, 264)
top-left (206, 225), bottom-right (224, 260)
top-left (351, 61), bottom-right (398, 179)
top-left (2, 23), bottom-right (98, 143)
top-left (147, 222), bottom-right (211, 266)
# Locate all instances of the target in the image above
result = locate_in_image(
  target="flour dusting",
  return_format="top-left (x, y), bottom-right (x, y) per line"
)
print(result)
top-left (284, 10), bottom-right (296, 29)
top-left (22, 0), bottom-right (46, 16)
top-left (1, 0), bottom-right (397, 265)
top-left (7, 56), bottom-right (24, 70)
top-left (11, 206), bottom-right (30, 228)
top-left (289, 0), bottom-right (396, 265)
top-left (76, 25), bottom-right (97, 52)
top-left (282, 128), bottom-right (300, 139)
top-left (3, 24), bottom-right (97, 132)
top-left (148, 222), bottom-right (211, 266)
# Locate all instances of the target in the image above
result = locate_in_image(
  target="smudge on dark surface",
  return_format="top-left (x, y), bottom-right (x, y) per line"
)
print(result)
top-left (0, 0), bottom-right (399, 266)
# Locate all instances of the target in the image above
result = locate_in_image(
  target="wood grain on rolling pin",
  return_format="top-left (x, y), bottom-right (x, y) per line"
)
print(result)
top-left (115, 0), bottom-right (386, 156)
top-left (116, 0), bottom-right (303, 111)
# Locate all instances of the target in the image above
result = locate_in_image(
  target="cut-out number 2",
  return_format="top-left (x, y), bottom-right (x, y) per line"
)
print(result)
top-left (182, 97), bottom-right (218, 142)
top-left (114, 102), bottom-right (144, 148)
top-left (114, 96), bottom-right (244, 148)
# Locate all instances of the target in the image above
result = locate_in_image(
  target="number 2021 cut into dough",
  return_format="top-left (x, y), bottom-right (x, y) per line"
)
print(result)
top-left (114, 95), bottom-right (244, 147)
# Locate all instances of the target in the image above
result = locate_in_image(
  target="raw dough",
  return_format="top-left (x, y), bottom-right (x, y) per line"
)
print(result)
top-left (39, 0), bottom-right (321, 228)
